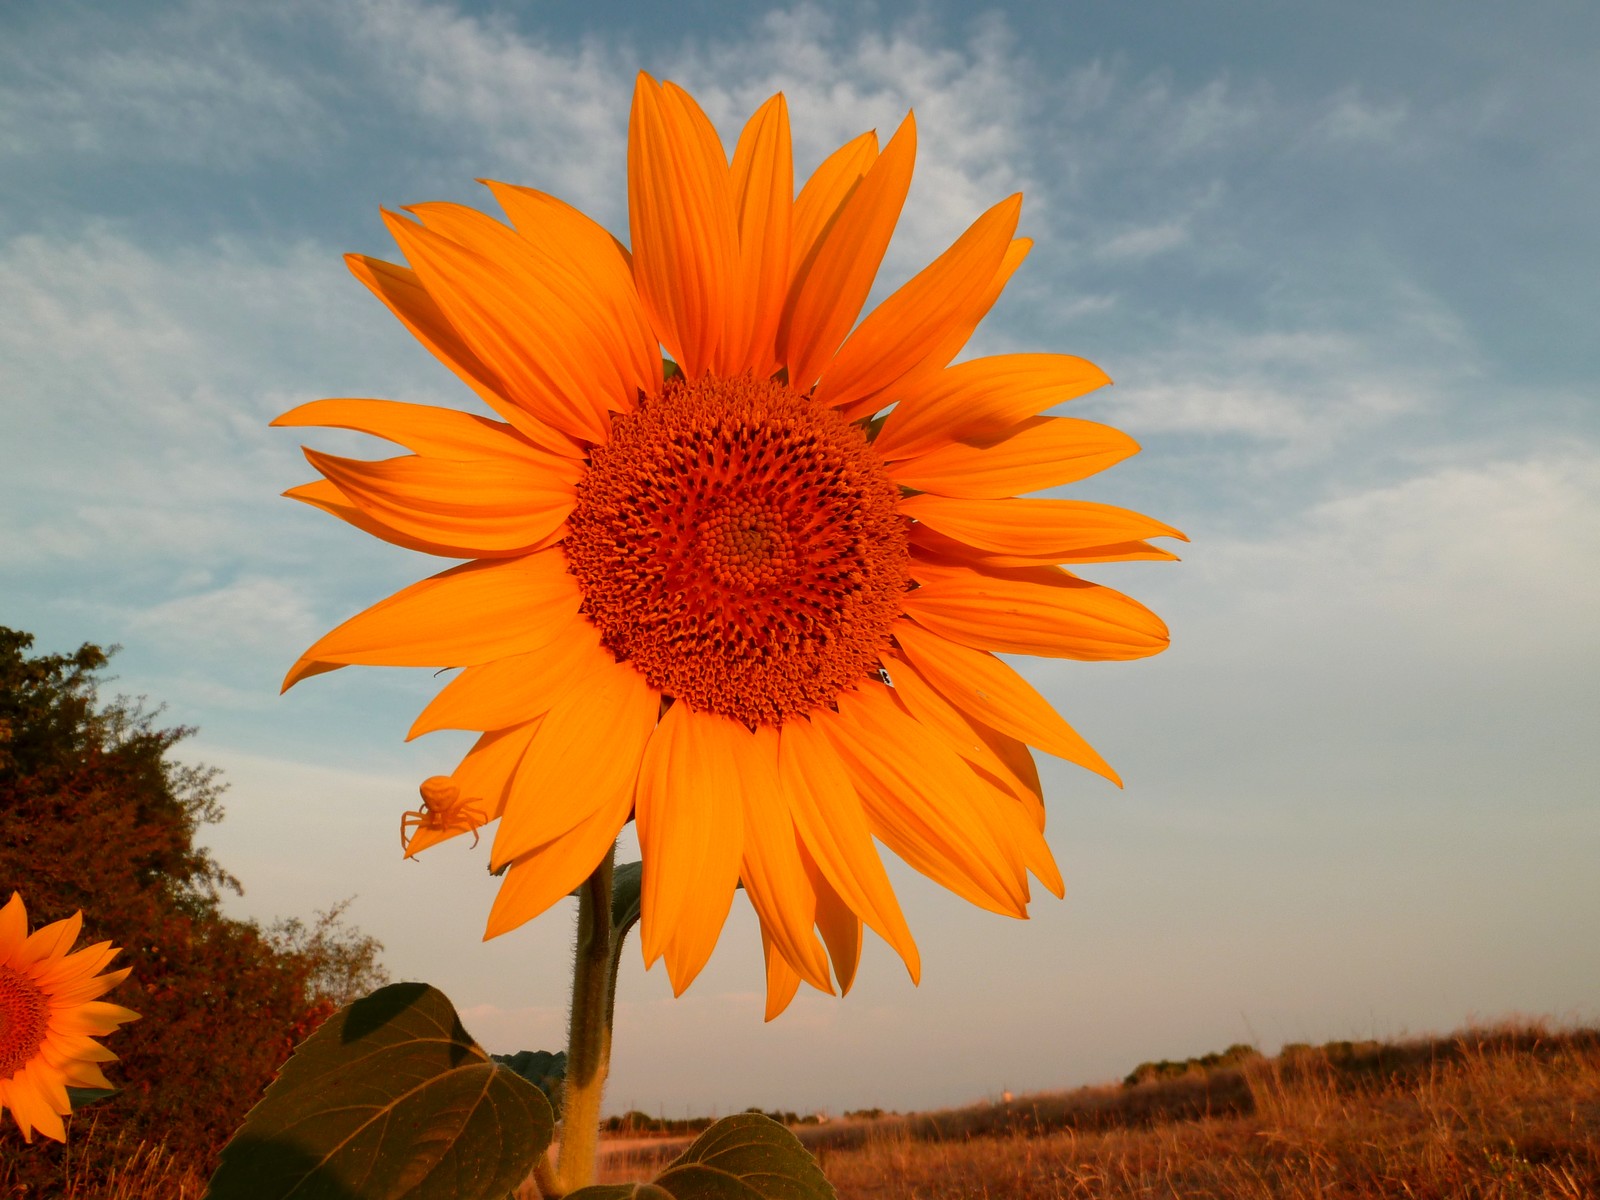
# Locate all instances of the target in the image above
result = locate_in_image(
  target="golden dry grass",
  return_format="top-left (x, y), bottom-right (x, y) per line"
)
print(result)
top-left (810, 1021), bottom-right (1600, 1199)
top-left (22, 1019), bottom-right (1599, 1198)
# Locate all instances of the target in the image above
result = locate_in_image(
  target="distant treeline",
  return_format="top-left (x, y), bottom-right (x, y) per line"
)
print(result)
top-left (1123, 1041), bottom-right (1262, 1085)
top-left (832, 1024), bottom-right (1600, 1149)
top-left (604, 1107), bottom-right (832, 1135)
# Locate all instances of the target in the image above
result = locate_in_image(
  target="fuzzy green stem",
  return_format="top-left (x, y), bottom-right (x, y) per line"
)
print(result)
top-left (553, 844), bottom-right (616, 1195)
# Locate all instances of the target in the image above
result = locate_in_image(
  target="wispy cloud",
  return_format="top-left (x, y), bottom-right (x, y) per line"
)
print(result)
top-left (1314, 87), bottom-right (1410, 147)
top-left (1094, 220), bottom-right (1190, 262)
top-left (130, 576), bottom-right (325, 655)
top-left (342, 0), bottom-right (632, 220)
top-left (0, 3), bottom-right (323, 169)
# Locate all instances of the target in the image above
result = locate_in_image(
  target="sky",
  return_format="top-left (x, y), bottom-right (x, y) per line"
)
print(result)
top-left (3, 0), bottom-right (1598, 1117)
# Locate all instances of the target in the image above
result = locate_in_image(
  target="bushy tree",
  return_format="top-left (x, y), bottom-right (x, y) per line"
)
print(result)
top-left (0, 627), bottom-right (388, 1189)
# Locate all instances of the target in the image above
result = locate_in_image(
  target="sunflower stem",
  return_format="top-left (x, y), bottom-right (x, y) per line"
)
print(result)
top-left (554, 843), bottom-right (616, 1195)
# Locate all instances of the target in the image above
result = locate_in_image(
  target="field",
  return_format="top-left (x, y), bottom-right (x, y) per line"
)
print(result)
top-left (599, 1020), bottom-right (1600, 1200)
top-left (17, 1019), bottom-right (1599, 1198)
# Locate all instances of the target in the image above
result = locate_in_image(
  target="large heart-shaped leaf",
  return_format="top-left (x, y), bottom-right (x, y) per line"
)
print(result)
top-left (206, 982), bottom-right (552, 1200)
top-left (569, 1113), bottom-right (834, 1200)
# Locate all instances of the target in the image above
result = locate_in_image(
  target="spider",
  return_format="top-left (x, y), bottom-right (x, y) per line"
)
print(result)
top-left (401, 776), bottom-right (484, 855)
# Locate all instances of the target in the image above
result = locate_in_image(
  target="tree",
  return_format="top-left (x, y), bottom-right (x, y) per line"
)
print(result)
top-left (0, 627), bottom-right (388, 1190)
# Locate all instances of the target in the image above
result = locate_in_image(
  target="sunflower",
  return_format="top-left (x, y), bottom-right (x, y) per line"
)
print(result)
top-left (279, 74), bottom-right (1179, 1018)
top-left (0, 893), bottom-right (138, 1143)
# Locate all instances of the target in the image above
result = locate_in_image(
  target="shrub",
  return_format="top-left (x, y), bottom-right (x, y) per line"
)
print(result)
top-left (0, 628), bottom-right (387, 1194)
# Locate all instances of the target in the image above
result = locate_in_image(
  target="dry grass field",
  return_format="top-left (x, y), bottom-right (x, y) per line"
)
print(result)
top-left (597, 1020), bottom-right (1600, 1199)
top-left (803, 1020), bottom-right (1600, 1200)
top-left (16, 1019), bottom-right (1598, 1198)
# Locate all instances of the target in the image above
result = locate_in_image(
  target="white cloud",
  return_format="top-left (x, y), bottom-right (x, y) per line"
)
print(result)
top-left (673, 6), bottom-right (1036, 261)
top-left (345, 0), bottom-right (633, 221)
top-left (1099, 325), bottom-right (1455, 454)
top-left (130, 576), bottom-right (324, 655)
top-left (1094, 220), bottom-right (1190, 262)
top-left (0, 3), bottom-right (323, 168)
top-left (1315, 87), bottom-right (1410, 146)
top-left (1193, 446), bottom-right (1600, 664)
top-left (342, 1), bottom-right (1039, 281)
top-left (0, 223), bottom-right (442, 571)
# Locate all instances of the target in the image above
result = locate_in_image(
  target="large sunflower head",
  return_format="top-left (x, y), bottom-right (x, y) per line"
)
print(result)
top-left (0, 893), bottom-right (139, 1143)
top-left (279, 74), bottom-right (1180, 1017)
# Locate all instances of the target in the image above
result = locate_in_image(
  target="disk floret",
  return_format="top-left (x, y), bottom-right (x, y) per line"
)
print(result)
top-left (0, 967), bottom-right (50, 1080)
top-left (566, 374), bottom-right (908, 725)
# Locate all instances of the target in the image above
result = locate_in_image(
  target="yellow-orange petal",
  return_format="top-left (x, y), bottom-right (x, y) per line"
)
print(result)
top-left (57, 1060), bottom-right (113, 1090)
top-left (903, 558), bottom-right (1169, 662)
top-left (725, 94), bottom-right (794, 376)
top-left (791, 130), bottom-right (878, 283)
top-left (817, 684), bottom-right (1029, 917)
top-left (408, 613), bottom-right (604, 738)
top-left (636, 706), bottom-right (745, 992)
top-left (451, 721), bottom-right (542, 822)
top-left (782, 112), bottom-right (916, 392)
top-left (881, 646), bottom-right (1037, 797)
top-left (777, 718), bottom-right (920, 983)
top-left (990, 788), bottom-right (1063, 899)
top-left (901, 495), bottom-right (1185, 561)
top-left (875, 354), bottom-right (1111, 460)
top-left (983, 723), bottom-right (1045, 814)
top-left (32, 940), bottom-right (117, 988)
top-left (888, 416), bottom-right (1140, 498)
top-left (628, 74), bottom-right (740, 380)
top-left (854, 236), bottom-right (1032, 421)
top-left (19, 912), bottom-right (81, 967)
top-left (809, 858), bottom-right (864, 995)
top-left (404, 720), bottom-right (543, 856)
top-left (408, 200), bottom-right (652, 415)
top-left (0, 892), bottom-right (27, 960)
top-left (283, 550), bottom-right (581, 689)
top-left (284, 478), bottom-right (566, 561)
top-left (36, 1034), bottom-right (118, 1066)
top-left (482, 182), bottom-right (664, 398)
top-left (760, 921), bottom-right (805, 1022)
top-left (46, 1001), bottom-right (140, 1038)
top-left (815, 193), bottom-right (1019, 416)
top-left (738, 726), bottom-right (832, 993)
top-left (48, 968), bottom-right (132, 1009)
top-left (34, 953), bottom-right (125, 1000)
top-left (8, 1078), bottom-right (65, 1143)
top-left (303, 449), bottom-right (576, 556)
top-left (345, 255), bottom-right (574, 454)
top-left (484, 787), bottom-right (635, 939)
top-left (875, 683), bottom-right (1060, 899)
top-left (909, 522), bottom-right (1179, 568)
top-left (752, 928), bottom-right (796, 1017)
top-left (383, 209), bottom-right (619, 444)
top-left (272, 398), bottom-right (582, 467)
top-left (489, 655), bottom-right (658, 869)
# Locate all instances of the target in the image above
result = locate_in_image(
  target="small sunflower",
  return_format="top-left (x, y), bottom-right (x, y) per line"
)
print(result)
top-left (0, 893), bottom-right (138, 1143)
top-left (280, 74), bottom-right (1179, 1017)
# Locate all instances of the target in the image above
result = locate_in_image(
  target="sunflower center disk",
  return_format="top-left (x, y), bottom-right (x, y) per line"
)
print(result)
top-left (566, 374), bottom-right (909, 726)
top-left (0, 965), bottom-right (50, 1080)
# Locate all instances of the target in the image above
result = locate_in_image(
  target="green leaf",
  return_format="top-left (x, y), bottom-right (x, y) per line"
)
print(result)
top-left (568, 1185), bottom-right (676, 1200)
top-left (663, 358), bottom-right (682, 381)
top-left (491, 1048), bottom-right (566, 1117)
top-left (65, 1086), bottom-right (116, 1108)
top-left (205, 982), bottom-right (553, 1200)
top-left (653, 1114), bottom-right (835, 1200)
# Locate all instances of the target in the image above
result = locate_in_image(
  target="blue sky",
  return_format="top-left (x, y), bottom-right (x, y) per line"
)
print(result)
top-left (3, 0), bottom-right (1597, 1115)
